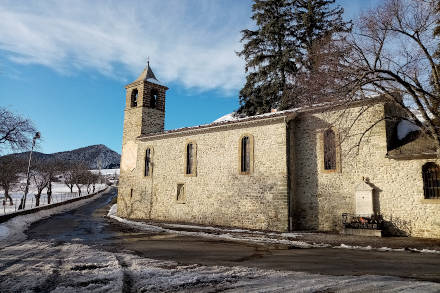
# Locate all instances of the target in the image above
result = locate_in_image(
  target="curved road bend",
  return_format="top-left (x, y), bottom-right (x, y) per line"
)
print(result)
top-left (27, 188), bottom-right (440, 283)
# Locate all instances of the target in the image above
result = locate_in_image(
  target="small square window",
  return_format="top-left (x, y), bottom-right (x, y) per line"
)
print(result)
top-left (176, 184), bottom-right (185, 203)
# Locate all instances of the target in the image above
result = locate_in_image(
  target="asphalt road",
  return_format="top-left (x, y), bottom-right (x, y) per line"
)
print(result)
top-left (27, 188), bottom-right (440, 283)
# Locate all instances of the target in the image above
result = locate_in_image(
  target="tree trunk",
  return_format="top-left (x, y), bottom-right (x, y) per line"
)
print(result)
top-left (18, 198), bottom-right (24, 210)
top-left (76, 185), bottom-right (81, 196)
top-left (47, 181), bottom-right (52, 204)
top-left (4, 187), bottom-right (13, 205)
top-left (35, 193), bottom-right (41, 207)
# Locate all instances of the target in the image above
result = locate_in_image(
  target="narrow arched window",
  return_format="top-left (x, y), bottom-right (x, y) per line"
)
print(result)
top-left (239, 135), bottom-right (254, 175)
top-left (144, 148), bottom-right (151, 176)
top-left (241, 136), bottom-right (250, 173)
top-left (150, 89), bottom-right (158, 109)
top-left (422, 162), bottom-right (440, 199)
top-left (185, 142), bottom-right (196, 176)
top-left (131, 89), bottom-right (138, 107)
top-left (323, 129), bottom-right (337, 171)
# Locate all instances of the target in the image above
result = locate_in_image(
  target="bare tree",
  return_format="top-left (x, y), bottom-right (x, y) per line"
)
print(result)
top-left (347, 0), bottom-right (439, 147)
top-left (71, 162), bottom-right (89, 196)
top-left (91, 173), bottom-right (100, 194)
top-left (64, 171), bottom-right (75, 193)
top-left (286, 0), bottom-right (440, 153)
top-left (45, 159), bottom-right (63, 204)
top-left (84, 171), bottom-right (99, 194)
top-left (61, 161), bottom-right (76, 193)
top-left (0, 108), bottom-right (38, 153)
top-left (31, 160), bottom-right (50, 207)
top-left (0, 156), bottom-right (25, 205)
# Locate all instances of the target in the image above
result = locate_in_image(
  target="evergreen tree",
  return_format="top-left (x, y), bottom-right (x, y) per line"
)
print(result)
top-left (237, 0), bottom-right (298, 115)
top-left (237, 0), bottom-right (351, 115)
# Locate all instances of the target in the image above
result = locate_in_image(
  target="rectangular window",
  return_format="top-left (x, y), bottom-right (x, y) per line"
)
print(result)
top-left (176, 183), bottom-right (185, 203)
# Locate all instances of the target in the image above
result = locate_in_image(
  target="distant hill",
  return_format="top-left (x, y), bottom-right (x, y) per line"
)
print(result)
top-left (5, 144), bottom-right (120, 169)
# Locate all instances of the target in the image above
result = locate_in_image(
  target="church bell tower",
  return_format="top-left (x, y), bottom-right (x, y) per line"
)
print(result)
top-left (122, 62), bottom-right (168, 142)
top-left (120, 62), bottom-right (168, 172)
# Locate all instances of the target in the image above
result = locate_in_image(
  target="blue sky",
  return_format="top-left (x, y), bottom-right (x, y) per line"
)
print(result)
top-left (0, 0), bottom-right (381, 155)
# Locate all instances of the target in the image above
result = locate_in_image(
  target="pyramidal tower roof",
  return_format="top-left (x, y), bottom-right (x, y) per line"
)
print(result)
top-left (135, 61), bottom-right (165, 86)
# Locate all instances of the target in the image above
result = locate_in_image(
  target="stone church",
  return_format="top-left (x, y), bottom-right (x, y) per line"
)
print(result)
top-left (117, 63), bottom-right (440, 238)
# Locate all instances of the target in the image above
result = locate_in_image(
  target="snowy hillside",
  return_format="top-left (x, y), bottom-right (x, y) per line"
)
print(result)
top-left (4, 144), bottom-right (120, 169)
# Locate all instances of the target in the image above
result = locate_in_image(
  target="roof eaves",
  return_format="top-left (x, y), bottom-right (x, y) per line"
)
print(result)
top-left (137, 95), bottom-right (386, 141)
top-left (137, 113), bottom-right (293, 141)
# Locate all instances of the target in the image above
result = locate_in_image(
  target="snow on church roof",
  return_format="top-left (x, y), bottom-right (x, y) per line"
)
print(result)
top-left (212, 113), bottom-right (239, 123)
top-left (397, 120), bottom-right (420, 140)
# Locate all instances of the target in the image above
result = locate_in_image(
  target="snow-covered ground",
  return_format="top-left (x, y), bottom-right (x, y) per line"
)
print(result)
top-left (108, 204), bottom-right (440, 255)
top-left (1, 239), bottom-right (439, 292)
top-left (1, 194), bottom-right (440, 292)
top-left (89, 168), bottom-right (120, 176)
top-left (0, 182), bottom-right (107, 215)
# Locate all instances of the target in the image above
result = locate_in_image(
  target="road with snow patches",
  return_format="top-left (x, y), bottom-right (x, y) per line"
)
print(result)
top-left (0, 188), bottom-right (439, 292)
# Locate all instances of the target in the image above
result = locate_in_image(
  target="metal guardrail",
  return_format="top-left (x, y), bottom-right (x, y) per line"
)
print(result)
top-left (0, 189), bottom-right (106, 216)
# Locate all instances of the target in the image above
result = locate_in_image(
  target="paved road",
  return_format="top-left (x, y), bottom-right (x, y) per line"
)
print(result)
top-left (28, 188), bottom-right (440, 283)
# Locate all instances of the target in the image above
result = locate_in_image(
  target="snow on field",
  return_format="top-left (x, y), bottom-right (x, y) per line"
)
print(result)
top-left (90, 168), bottom-right (120, 176)
top-left (0, 188), bottom-right (109, 248)
top-left (108, 204), bottom-right (440, 255)
top-left (1, 182), bottom-right (107, 215)
top-left (0, 239), bottom-right (439, 292)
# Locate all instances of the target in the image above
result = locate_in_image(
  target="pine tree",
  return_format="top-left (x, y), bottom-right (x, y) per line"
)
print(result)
top-left (237, 0), bottom-right (351, 115)
top-left (237, 0), bottom-right (298, 115)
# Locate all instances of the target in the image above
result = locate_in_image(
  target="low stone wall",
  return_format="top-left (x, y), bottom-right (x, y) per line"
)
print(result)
top-left (0, 187), bottom-right (110, 224)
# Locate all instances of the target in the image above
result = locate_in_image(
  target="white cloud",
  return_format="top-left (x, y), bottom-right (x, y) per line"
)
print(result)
top-left (0, 0), bottom-right (250, 92)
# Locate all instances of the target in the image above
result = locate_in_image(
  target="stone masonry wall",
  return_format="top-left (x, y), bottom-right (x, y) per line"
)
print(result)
top-left (117, 119), bottom-right (290, 232)
top-left (293, 103), bottom-right (440, 238)
top-left (119, 80), bottom-right (166, 212)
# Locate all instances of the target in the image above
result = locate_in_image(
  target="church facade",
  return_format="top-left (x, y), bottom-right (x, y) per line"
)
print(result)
top-left (117, 64), bottom-right (440, 238)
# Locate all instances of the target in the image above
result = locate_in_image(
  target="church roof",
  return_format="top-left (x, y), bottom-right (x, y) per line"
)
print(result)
top-left (138, 96), bottom-right (387, 141)
top-left (386, 130), bottom-right (438, 160)
top-left (134, 62), bottom-right (165, 86)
